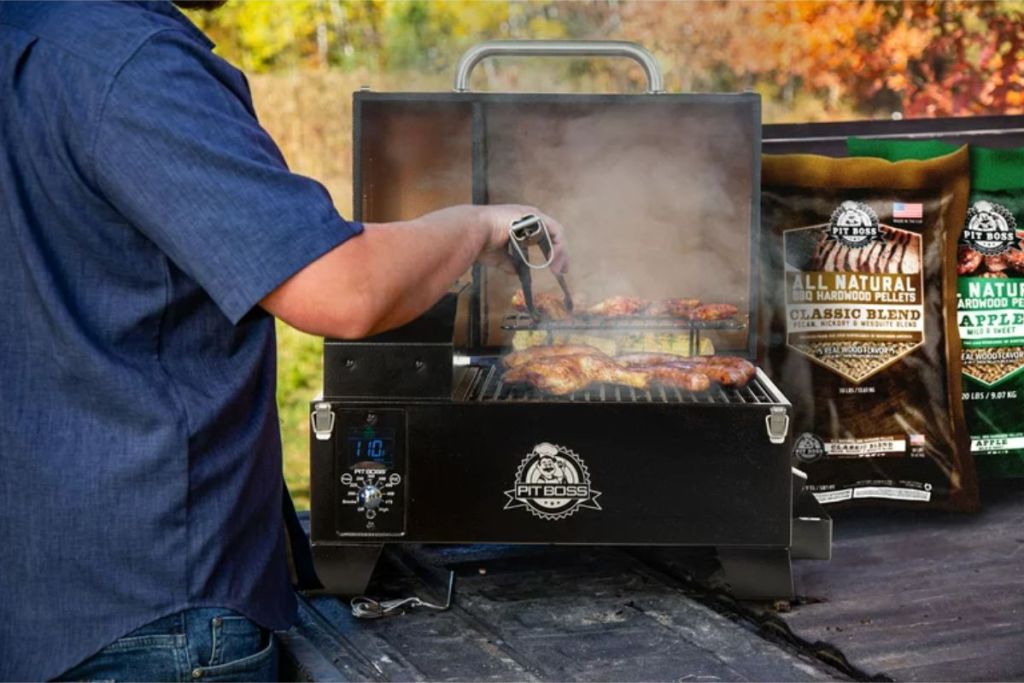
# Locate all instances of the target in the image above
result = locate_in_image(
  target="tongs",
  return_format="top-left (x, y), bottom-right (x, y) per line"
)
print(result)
top-left (507, 214), bottom-right (573, 321)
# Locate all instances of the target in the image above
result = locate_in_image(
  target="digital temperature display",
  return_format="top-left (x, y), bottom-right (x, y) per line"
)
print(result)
top-left (346, 428), bottom-right (395, 468)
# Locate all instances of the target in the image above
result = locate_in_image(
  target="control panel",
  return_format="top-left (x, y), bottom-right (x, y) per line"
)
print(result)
top-left (333, 409), bottom-right (407, 536)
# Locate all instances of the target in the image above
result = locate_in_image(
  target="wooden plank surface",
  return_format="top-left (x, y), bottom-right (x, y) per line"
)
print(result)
top-left (771, 479), bottom-right (1024, 682)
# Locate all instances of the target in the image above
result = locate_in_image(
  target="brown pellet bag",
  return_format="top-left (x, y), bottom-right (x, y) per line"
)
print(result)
top-left (759, 148), bottom-right (979, 511)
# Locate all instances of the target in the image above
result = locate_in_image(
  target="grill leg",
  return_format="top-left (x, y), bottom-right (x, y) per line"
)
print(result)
top-left (715, 547), bottom-right (794, 599)
top-left (311, 543), bottom-right (383, 596)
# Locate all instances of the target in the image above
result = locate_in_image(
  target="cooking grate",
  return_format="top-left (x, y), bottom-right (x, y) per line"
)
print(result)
top-left (501, 313), bottom-right (745, 332)
top-left (465, 360), bottom-right (782, 405)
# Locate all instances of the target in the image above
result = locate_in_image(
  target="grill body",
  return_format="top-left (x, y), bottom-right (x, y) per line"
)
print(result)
top-left (310, 362), bottom-right (801, 597)
top-left (310, 56), bottom-right (832, 599)
top-left (312, 385), bottom-right (791, 545)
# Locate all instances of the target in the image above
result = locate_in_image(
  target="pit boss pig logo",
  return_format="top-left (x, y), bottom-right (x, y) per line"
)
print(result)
top-left (504, 442), bottom-right (602, 520)
top-left (962, 201), bottom-right (1020, 255)
top-left (827, 201), bottom-right (884, 249)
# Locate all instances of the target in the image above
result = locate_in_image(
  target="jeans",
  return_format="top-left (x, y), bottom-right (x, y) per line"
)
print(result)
top-left (55, 608), bottom-right (278, 682)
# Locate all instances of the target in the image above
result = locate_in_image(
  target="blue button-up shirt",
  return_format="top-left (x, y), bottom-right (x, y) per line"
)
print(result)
top-left (0, 2), bottom-right (362, 678)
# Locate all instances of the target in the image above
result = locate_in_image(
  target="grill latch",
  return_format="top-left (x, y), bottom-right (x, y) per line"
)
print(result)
top-left (311, 402), bottom-right (336, 441)
top-left (765, 407), bottom-right (790, 445)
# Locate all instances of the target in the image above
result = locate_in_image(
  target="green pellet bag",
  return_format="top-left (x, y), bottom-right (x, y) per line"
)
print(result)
top-left (849, 137), bottom-right (1024, 478)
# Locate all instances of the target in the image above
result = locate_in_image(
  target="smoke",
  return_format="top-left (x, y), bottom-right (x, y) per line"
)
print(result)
top-left (358, 97), bottom-right (758, 349)
top-left (484, 100), bottom-right (755, 308)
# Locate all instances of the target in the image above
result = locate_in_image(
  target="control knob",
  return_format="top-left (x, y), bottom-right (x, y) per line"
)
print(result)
top-left (358, 484), bottom-right (383, 510)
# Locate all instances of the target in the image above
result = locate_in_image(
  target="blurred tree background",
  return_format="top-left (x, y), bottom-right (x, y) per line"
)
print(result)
top-left (183, 0), bottom-right (1024, 507)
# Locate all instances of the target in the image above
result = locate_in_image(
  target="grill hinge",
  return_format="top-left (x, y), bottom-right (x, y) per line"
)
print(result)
top-left (765, 406), bottom-right (790, 445)
top-left (311, 402), bottom-right (336, 441)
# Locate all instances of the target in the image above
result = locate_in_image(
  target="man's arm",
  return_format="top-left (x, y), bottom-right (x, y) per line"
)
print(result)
top-left (88, 33), bottom-right (569, 331)
top-left (261, 204), bottom-right (568, 339)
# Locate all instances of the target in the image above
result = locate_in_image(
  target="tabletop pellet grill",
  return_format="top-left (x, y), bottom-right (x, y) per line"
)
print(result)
top-left (308, 41), bottom-right (831, 600)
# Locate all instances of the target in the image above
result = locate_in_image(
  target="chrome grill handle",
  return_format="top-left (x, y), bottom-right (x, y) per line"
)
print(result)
top-left (454, 40), bottom-right (665, 94)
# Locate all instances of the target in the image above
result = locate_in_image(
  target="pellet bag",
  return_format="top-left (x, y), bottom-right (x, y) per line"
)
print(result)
top-left (760, 148), bottom-right (979, 511)
top-left (848, 137), bottom-right (1024, 479)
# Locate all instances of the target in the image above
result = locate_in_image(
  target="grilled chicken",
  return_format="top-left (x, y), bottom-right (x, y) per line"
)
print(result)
top-left (512, 292), bottom-right (735, 324)
top-left (503, 353), bottom-right (650, 395)
top-left (617, 352), bottom-right (755, 387)
top-left (511, 290), bottom-right (571, 321)
top-left (645, 298), bottom-right (701, 317)
top-left (663, 358), bottom-right (755, 387)
top-left (687, 303), bottom-right (739, 321)
top-left (502, 344), bottom-right (757, 394)
top-left (502, 344), bottom-right (606, 369)
top-left (585, 296), bottom-right (648, 317)
top-left (644, 365), bottom-right (711, 392)
top-left (616, 352), bottom-right (694, 368)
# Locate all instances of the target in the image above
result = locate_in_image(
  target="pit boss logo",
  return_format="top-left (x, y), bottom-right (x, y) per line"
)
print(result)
top-left (962, 201), bottom-right (1020, 256)
top-left (504, 442), bottom-right (602, 520)
top-left (827, 201), bottom-right (884, 249)
top-left (793, 432), bottom-right (826, 464)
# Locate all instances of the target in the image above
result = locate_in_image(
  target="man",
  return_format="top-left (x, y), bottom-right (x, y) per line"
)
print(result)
top-left (0, 2), bottom-right (568, 680)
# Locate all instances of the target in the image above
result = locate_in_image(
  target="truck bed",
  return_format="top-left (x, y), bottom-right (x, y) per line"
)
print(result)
top-left (282, 479), bottom-right (1023, 681)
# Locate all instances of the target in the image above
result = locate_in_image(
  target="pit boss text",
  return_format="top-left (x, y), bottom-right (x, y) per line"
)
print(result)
top-left (516, 484), bottom-right (590, 499)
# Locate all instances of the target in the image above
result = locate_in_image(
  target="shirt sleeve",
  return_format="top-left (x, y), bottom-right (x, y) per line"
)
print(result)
top-left (92, 29), bottom-right (362, 324)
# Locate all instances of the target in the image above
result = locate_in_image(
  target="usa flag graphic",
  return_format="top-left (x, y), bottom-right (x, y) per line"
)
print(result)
top-left (893, 202), bottom-right (923, 219)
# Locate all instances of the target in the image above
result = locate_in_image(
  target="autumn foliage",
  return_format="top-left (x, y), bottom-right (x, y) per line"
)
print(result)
top-left (188, 1), bottom-right (1024, 121)
top-left (621, 1), bottom-right (1024, 118)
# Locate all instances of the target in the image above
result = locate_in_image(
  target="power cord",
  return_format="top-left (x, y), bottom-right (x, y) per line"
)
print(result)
top-left (350, 570), bottom-right (455, 620)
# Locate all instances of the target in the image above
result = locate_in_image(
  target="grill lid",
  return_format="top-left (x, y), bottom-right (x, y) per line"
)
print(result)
top-left (353, 91), bottom-right (762, 358)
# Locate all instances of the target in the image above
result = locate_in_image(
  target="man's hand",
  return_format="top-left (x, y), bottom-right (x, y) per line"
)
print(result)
top-left (476, 204), bottom-right (569, 275)
top-left (414, 204), bottom-right (569, 275)
top-left (261, 203), bottom-right (569, 339)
